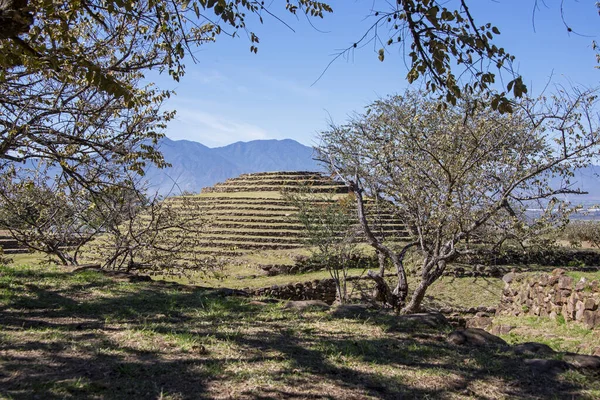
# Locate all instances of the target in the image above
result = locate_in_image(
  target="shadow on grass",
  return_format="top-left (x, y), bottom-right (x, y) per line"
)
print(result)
top-left (0, 265), bottom-right (593, 399)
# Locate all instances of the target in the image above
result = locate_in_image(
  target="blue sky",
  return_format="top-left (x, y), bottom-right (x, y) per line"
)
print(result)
top-left (156, 0), bottom-right (599, 148)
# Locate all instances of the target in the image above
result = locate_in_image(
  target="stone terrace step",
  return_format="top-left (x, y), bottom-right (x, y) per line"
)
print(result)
top-left (194, 204), bottom-right (298, 212)
top-left (238, 171), bottom-right (322, 177)
top-left (0, 238), bottom-right (21, 250)
top-left (203, 210), bottom-right (298, 217)
top-left (172, 199), bottom-right (292, 206)
top-left (197, 235), bottom-right (304, 245)
top-left (197, 241), bottom-right (304, 250)
top-left (205, 227), bottom-right (306, 234)
top-left (212, 177), bottom-right (341, 185)
top-left (209, 221), bottom-right (304, 228)
top-left (203, 185), bottom-right (349, 194)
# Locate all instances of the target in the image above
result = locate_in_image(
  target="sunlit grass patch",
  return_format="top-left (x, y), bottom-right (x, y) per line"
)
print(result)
top-left (1, 263), bottom-right (598, 399)
top-left (494, 315), bottom-right (600, 354)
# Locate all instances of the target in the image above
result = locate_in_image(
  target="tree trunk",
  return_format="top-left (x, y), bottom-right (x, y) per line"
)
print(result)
top-left (402, 278), bottom-right (429, 314)
top-left (350, 181), bottom-right (415, 307)
top-left (392, 256), bottom-right (409, 303)
top-left (367, 270), bottom-right (399, 309)
top-left (401, 258), bottom-right (449, 314)
top-left (377, 250), bottom-right (386, 277)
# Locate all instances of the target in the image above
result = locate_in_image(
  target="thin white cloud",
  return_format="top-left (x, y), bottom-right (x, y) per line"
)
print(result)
top-left (167, 107), bottom-right (270, 147)
top-left (184, 68), bottom-right (230, 86)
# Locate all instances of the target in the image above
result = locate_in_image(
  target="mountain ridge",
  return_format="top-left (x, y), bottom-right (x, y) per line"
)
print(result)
top-left (143, 137), bottom-right (324, 196)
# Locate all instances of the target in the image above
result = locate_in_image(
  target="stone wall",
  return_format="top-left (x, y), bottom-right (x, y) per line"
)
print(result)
top-left (460, 248), bottom-right (600, 267)
top-left (248, 276), bottom-right (364, 304)
top-left (497, 268), bottom-right (600, 329)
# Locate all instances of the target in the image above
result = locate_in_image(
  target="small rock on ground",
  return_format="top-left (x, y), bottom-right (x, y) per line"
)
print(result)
top-left (447, 328), bottom-right (507, 347)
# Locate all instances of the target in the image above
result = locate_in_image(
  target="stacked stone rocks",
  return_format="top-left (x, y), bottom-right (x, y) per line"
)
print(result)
top-left (247, 276), bottom-right (365, 304)
top-left (497, 268), bottom-right (600, 329)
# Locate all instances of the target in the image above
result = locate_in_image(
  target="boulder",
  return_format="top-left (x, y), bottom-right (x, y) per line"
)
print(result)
top-left (400, 312), bottom-right (449, 329)
top-left (558, 275), bottom-right (573, 290)
top-left (524, 359), bottom-right (570, 375)
top-left (513, 342), bottom-right (555, 356)
top-left (284, 300), bottom-right (330, 311)
top-left (575, 278), bottom-right (588, 292)
top-left (465, 316), bottom-right (492, 330)
top-left (563, 353), bottom-right (600, 370)
top-left (502, 272), bottom-right (516, 284)
top-left (584, 298), bottom-right (598, 311)
top-left (491, 324), bottom-right (515, 335)
top-left (447, 328), bottom-right (507, 347)
top-left (330, 304), bottom-right (373, 319)
top-left (582, 310), bottom-right (599, 329)
top-left (247, 300), bottom-right (272, 306)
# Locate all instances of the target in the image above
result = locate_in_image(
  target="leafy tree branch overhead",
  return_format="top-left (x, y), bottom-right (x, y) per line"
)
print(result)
top-left (320, 1), bottom-right (598, 113)
top-left (0, 0), bottom-right (332, 174)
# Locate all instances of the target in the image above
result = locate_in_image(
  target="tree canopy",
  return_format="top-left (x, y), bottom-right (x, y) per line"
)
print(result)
top-left (0, 0), bottom-right (332, 178)
top-left (318, 89), bottom-right (600, 313)
top-left (322, 1), bottom-right (599, 112)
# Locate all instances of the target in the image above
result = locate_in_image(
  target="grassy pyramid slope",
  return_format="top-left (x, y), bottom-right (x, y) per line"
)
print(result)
top-left (166, 171), bottom-right (408, 260)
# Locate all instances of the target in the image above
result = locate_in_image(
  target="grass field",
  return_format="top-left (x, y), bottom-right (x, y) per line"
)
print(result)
top-left (2, 171), bottom-right (600, 398)
top-left (1, 263), bottom-right (599, 399)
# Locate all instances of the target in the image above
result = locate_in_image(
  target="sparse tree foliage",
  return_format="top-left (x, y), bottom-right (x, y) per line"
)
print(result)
top-left (325, 1), bottom-right (598, 112)
top-left (0, 171), bottom-right (106, 265)
top-left (564, 220), bottom-right (600, 249)
top-left (318, 89), bottom-right (600, 313)
top-left (324, 0), bottom-right (527, 112)
top-left (86, 192), bottom-right (220, 277)
top-left (284, 189), bottom-right (359, 303)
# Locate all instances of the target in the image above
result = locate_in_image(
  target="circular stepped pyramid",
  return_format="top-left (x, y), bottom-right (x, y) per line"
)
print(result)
top-left (163, 171), bottom-right (409, 257)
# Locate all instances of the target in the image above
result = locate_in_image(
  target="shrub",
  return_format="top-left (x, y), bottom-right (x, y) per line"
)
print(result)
top-left (563, 221), bottom-right (600, 249)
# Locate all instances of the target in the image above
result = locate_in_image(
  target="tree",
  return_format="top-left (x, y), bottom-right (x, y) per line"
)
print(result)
top-left (318, 88), bottom-right (600, 313)
top-left (85, 189), bottom-right (220, 278)
top-left (284, 189), bottom-right (359, 303)
top-left (0, 0), bottom-right (332, 263)
top-left (0, 171), bottom-right (106, 265)
top-left (0, 165), bottom-right (210, 271)
top-left (1, 0), bottom-right (332, 182)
